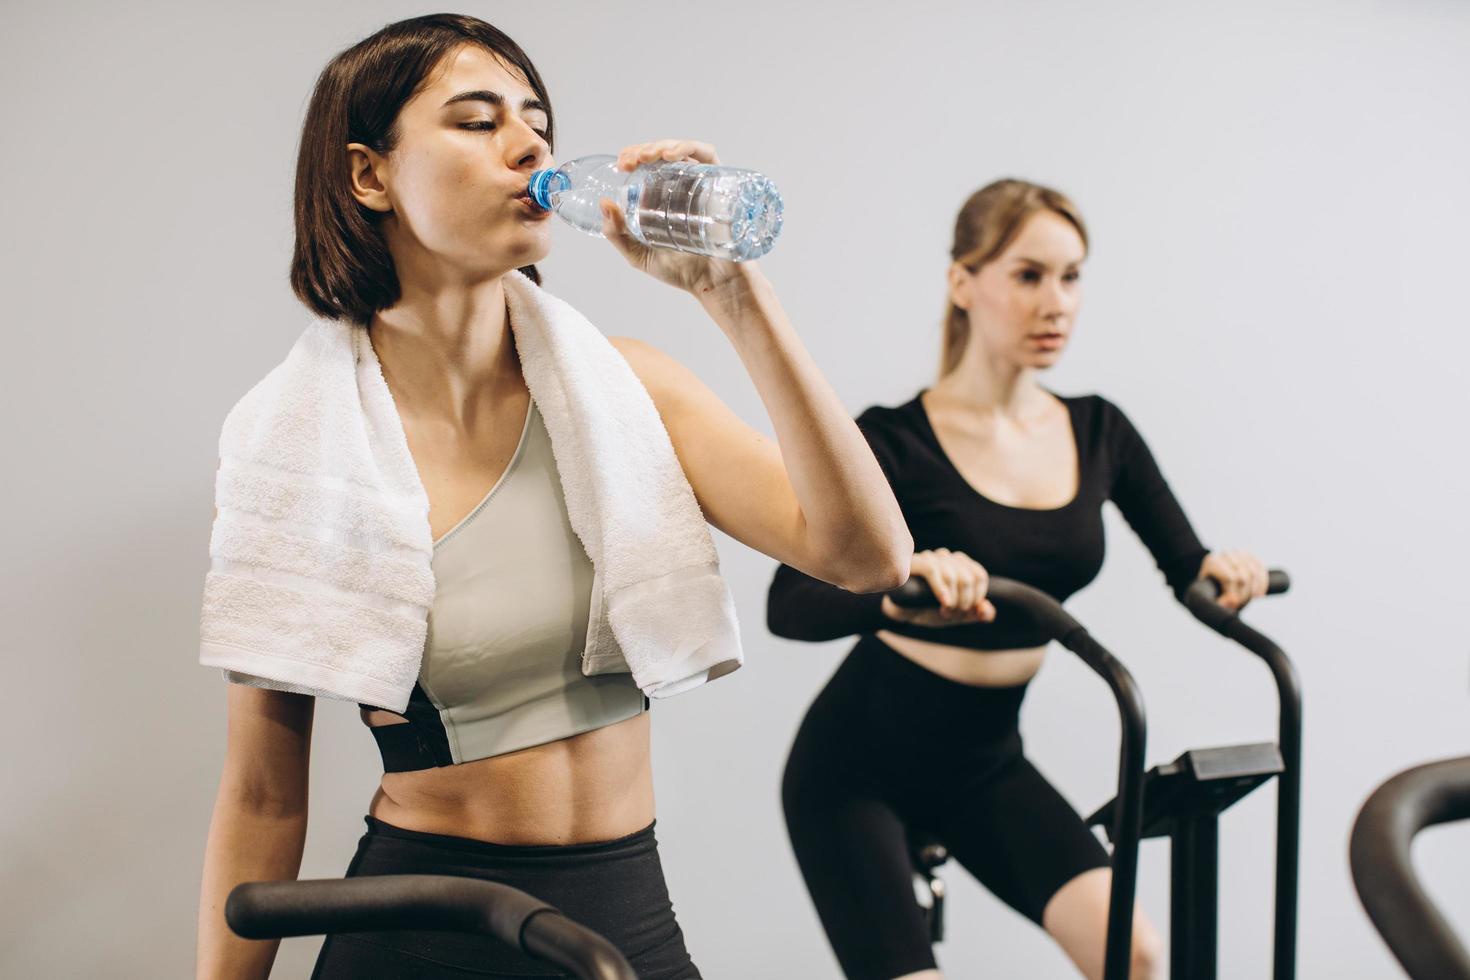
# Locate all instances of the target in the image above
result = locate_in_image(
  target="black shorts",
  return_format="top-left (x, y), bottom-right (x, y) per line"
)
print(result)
top-left (782, 634), bottom-right (1111, 980)
top-left (310, 816), bottom-right (700, 979)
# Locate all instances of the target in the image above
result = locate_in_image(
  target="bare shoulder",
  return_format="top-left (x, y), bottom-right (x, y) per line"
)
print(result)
top-left (605, 337), bottom-right (714, 414)
top-left (608, 336), bottom-right (700, 403)
top-left (606, 335), bottom-right (752, 449)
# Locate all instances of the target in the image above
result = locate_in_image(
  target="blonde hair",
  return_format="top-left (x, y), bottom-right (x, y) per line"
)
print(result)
top-left (939, 179), bottom-right (1089, 377)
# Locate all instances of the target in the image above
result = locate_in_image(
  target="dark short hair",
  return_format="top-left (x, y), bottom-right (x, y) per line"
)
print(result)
top-left (290, 14), bottom-right (553, 324)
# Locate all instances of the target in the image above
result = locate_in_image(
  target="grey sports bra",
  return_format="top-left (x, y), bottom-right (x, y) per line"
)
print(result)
top-left (363, 399), bottom-right (646, 770)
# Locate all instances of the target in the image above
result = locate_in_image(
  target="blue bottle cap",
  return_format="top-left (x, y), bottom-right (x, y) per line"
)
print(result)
top-left (527, 169), bottom-right (570, 211)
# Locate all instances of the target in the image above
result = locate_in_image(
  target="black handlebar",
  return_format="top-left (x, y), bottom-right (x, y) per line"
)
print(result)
top-left (889, 575), bottom-right (1090, 644)
top-left (891, 569), bottom-right (1289, 617)
top-left (1184, 570), bottom-right (1290, 630)
top-left (888, 573), bottom-right (1146, 980)
top-left (1179, 566), bottom-right (1301, 980)
top-left (1195, 568), bottom-right (1292, 599)
top-left (888, 567), bottom-right (1300, 980)
top-left (226, 877), bottom-right (638, 980)
top-left (1351, 757), bottom-right (1470, 979)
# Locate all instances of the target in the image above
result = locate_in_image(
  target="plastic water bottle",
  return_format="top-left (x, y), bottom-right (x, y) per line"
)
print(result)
top-left (528, 155), bottom-right (783, 262)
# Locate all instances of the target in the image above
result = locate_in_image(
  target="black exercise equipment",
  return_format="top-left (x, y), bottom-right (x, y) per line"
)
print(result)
top-left (890, 575), bottom-right (1148, 980)
top-left (1087, 570), bottom-right (1297, 980)
top-left (892, 569), bottom-right (1296, 980)
top-left (226, 875), bottom-right (638, 980)
top-left (1351, 755), bottom-right (1470, 979)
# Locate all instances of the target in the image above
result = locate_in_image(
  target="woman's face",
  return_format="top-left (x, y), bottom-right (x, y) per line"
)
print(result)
top-left (348, 44), bottom-right (555, 284)
top-left (949, 210), bottom-right (1086, 371)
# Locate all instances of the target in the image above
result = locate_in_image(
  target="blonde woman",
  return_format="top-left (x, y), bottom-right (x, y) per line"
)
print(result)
top-left (768, 179), bottom-right (1268, 980)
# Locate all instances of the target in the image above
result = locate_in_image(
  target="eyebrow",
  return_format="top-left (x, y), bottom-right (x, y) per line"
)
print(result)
top-left (442, 90), bottom-right (548, 114)
top-left (1011, 256), bottom-right (1081, 268)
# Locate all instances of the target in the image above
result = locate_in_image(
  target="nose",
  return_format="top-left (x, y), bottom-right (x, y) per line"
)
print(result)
top-left (1040, 277), bottom-right (1074, 321)
top-left (504, 117), bottom-right (550, 173)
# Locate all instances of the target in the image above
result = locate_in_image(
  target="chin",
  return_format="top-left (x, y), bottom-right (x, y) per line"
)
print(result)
top-left (509, 231), bottom-right (552, 267)
top-left (490, 220), bottom-right (552, 267)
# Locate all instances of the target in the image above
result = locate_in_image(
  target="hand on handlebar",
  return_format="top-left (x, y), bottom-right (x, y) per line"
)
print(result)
top-left (1197, 550), bottom-right (1269, 611)
top-left (880, 548), bottom-right (997, 627)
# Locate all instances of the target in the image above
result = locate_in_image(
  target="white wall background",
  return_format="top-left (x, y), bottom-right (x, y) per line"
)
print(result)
top-left (3, 0), bottom-right (1467, 976)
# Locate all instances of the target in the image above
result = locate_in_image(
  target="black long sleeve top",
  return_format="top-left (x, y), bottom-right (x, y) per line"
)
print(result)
top-left (767, 391), bottom-right (1210, 649)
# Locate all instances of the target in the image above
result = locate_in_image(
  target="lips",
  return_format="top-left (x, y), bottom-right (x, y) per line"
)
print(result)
top-left (514, 192), bottom-right (552, 220)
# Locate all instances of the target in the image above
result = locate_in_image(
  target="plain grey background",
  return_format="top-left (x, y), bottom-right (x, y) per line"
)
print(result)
top-left (3, 0), bottom-right (1468, 976)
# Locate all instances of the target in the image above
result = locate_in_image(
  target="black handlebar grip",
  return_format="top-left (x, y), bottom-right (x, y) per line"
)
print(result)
top-left (226, 877), bottom-right (638, 979)
top-left (898, 571), bottom-right (1289, 609)
top-left (1187, 568), bottom-right (1291, 605)
top-left (887, 576), bottom-right (939, 608)
top-left (227, 876), bottom-right (550, 945)
top-left (885, 575), bottom-right (1092, 648)
top-left (1183, 568), bottom-right (1290, 635)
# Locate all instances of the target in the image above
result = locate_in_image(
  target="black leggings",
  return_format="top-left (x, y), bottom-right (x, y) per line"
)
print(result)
top-left (783, 635), bottom-right (1110, 980)
top-left (310, 816), bottom-right (700, 979)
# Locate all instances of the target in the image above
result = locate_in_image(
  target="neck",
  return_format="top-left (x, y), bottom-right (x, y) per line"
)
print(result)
top-left (367, 275), bottom-right (522, 427)
top-left (931, 350), bottom-right (1044, 417)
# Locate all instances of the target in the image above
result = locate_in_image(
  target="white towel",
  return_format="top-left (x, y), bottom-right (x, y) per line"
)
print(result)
top-left (200, 270), bottom-right (742, 712)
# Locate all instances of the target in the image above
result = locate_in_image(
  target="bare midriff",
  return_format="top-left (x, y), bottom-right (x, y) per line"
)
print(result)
top-left (876, 630), bottom-right (1047, 688)
top-left (360, 710), bottom-right (655, 846)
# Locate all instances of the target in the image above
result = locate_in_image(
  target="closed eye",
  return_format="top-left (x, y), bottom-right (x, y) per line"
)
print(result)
top-left (460, 121), bottom-right (549, 141)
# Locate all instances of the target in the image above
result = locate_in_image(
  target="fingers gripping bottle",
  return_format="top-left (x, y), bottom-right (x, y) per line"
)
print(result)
top-left (528, 155), bottom-right (783, 261)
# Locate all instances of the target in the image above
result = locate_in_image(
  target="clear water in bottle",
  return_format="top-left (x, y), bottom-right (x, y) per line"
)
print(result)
top-left (528, 155), bottom-right (783, 262)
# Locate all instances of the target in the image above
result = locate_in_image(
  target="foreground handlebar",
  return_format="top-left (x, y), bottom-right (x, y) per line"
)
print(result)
top-left (227, 876), bottom-right (638, 980)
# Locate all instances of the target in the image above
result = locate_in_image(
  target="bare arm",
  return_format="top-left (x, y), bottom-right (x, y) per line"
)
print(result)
top-left (598, 139), bottom-right (910, 594)
top-left (196, 685), bottom-right (314, 980)
top-left (612, 292), bottom-right (910, 594)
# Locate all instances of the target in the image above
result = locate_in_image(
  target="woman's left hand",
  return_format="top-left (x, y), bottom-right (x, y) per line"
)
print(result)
top-left (598, 139), bottom-right (754, 298)
top-left (1197, 550), bottom-right (1269, 611)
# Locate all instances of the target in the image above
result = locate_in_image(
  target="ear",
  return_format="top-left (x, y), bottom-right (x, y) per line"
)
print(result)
top-left (947, 262), bottom-right (974, 311)
top-left (347, 143), bottom-right (393, 213)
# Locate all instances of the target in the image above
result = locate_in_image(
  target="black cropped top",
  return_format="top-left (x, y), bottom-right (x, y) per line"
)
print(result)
top-left (766, 391), bottom-right (1210, 650)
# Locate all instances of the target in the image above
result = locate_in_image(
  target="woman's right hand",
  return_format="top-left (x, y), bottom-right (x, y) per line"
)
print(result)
top-left (600, 139), bottom-right (752, 299)
top-left (880, 548), bottom-right (997, 627)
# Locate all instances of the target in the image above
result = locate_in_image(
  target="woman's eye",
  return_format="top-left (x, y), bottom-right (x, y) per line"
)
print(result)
top-left (1063, 271), bottom-right (1081, 283)
top-left (460, 121), bottom-right (496, 131)
top-left (1017, 269), bottom-right (1042, 284)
